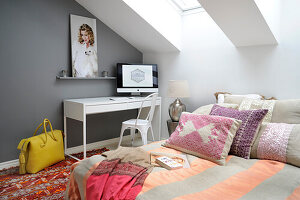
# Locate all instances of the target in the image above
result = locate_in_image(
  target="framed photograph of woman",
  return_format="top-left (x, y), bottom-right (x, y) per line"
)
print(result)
top-left (70, 14), bottom-right (98, 78)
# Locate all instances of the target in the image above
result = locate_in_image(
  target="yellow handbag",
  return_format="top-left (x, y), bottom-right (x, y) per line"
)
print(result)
top-left (17, 119), bottom-right (65, 174)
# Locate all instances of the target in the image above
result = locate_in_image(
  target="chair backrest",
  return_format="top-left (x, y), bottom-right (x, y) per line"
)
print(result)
top-left (136, 93), bottom-right (158, 124)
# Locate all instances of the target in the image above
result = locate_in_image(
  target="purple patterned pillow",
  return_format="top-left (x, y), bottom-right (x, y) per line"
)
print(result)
top-left (210, 105), bottom-right (268, 159)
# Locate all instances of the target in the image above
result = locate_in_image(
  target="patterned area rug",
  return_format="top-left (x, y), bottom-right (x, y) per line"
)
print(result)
top-left (0, 148), bottom-right (109, 200)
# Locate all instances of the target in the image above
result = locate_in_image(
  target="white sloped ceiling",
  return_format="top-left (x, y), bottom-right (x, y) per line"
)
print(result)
top-left (75, 0), bottom-right (182, 53)
top-left (198, 0), bottom-right (278, 47)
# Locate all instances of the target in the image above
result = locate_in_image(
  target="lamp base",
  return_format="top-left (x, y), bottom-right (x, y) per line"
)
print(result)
top-left (167, 120), bottom-right (179, 136)
top-left (168, 98), bottom-right (186, 122)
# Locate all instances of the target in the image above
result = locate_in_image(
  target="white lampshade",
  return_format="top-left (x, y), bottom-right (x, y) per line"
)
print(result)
top-left (167, 80), bottom-right (190, 98)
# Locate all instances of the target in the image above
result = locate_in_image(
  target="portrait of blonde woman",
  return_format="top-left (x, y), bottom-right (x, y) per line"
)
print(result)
top-left (71, 15), bottom-right (98, 78)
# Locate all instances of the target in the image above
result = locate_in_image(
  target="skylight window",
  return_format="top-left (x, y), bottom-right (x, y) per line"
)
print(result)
top-left (171, 0), bottom-right (202, 12)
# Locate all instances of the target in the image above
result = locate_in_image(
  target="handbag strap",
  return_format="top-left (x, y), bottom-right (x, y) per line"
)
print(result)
top-left (17, 139), bottom-right (30, 151)
top-left (43, 119), bottom-right (57, 141)
top-left (31, 119), bottom-right (57, 148)
top-left (33, 120), bottom-right (48, 136)
top-left (18, 119), bottom-right (58, 151)
top-left (31, 120), bottom-right (47, 147)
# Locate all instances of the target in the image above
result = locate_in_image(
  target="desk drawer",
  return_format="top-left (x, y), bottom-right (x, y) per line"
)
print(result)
top-left (127, 102), bottom-right (142, 110)
top-left (86, 103), bottom-right (128, 114)
top-left (127, 101), bottom-right (156, 110)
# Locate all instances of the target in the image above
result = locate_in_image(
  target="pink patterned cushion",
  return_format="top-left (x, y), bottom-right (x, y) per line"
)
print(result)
top-left (164, 112), bottom-right (241, 165)
top-left (257, 123), bottom-right (294, 163)
top-left (251, 123), bottom-right (300, 167)
top-left (256, 123), bottom-right (295, 162)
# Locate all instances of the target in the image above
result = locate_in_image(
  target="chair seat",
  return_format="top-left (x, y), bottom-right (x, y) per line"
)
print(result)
top-left (122, 119), bottom-right (150, 126)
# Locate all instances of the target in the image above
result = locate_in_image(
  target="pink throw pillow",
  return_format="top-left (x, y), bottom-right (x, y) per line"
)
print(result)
top-left (164, 112), bottom-right (241, 165)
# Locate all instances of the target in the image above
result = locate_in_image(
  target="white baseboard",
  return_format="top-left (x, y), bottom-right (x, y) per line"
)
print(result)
top-left (0, 136), bottom-right (131, 170)
top-left (65, 135), bottom-right (131, 154)
top-left (0, 159), bottom-right (19, 171)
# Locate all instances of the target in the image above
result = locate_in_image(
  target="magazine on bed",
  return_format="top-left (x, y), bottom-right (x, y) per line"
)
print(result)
top-left (150, 152), bottom-right (190, 169)
top-left (155, 156), bottom-right (183, 170)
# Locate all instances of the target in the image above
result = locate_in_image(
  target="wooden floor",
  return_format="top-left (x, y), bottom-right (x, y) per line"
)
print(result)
top-left (105, 135), bottom-right (151, 151)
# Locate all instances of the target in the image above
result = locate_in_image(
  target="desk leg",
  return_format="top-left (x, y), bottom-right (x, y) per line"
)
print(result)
top-left (159, 104), bottom-right (161, 141)
top-left (64, 116), bottom-right (67, 152)
top-left (64, 116), bottom-right (81, 161)
top-left (83, 111), bottom-right (87, 159)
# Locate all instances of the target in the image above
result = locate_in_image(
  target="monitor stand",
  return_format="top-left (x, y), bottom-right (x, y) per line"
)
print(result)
top-left (131, 92), bottom-right (141, 96)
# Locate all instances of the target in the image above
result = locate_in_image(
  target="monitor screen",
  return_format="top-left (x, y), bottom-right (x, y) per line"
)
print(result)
top-left (117, 63), bottom-right (158, 93)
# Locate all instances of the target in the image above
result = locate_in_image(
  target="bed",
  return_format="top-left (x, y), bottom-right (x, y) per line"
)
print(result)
top-left (66, 96), bottom-right (300, 200)
top-left (66, 141), bottom-right (300, 200)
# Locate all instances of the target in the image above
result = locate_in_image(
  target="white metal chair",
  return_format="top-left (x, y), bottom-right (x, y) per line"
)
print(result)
top-left (118, 93), bottom-right (158, 147)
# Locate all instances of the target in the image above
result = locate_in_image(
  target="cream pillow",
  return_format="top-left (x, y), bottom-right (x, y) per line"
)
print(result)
top-left (221, 94), bottom-right (264, 105)
top-left (193, 103), bottom-right (238, 115)
top-left (239, 98), bottom-right (300, 124)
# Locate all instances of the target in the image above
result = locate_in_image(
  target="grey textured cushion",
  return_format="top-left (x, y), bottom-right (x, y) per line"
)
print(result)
top-left (272, 99), bottom-right (300, 124)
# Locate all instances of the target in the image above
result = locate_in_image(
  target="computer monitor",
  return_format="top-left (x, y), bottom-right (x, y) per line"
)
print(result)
top-left (117, 63), bottom-right (158, 95)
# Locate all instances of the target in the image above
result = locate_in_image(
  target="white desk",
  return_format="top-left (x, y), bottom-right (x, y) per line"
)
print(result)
top-left (63, 97), bottom-right (161, 160)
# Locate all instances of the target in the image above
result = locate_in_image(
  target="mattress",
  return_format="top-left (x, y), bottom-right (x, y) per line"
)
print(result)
top-left (66, 141), bottom-right (300, 200)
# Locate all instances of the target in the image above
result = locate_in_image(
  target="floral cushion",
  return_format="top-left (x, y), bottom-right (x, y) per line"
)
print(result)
top-left (164, 112), bottom-right (241, 165)
top-left (210, 105), bottom-right (268, 159)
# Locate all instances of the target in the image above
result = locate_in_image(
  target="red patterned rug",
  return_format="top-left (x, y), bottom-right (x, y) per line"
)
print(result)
top-left (0, 148), bottom-right (109, 200)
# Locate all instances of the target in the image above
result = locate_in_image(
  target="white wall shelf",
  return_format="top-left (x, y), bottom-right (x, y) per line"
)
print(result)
top-left (56, 76), bottom-right (116, 80)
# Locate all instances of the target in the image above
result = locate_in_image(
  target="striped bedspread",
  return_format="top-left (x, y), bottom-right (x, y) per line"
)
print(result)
top-left (66, 141), bottom-right (300, 200)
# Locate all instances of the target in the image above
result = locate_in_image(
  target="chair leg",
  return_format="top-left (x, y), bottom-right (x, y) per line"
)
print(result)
top-left (150, 126), bottom-right (155, 142)
top-left (139, 127), bottom-right (149, 145)
top-left (130, 128), bottom-right (135, 146)
top-left (118, 125), bottom-right (126, 148)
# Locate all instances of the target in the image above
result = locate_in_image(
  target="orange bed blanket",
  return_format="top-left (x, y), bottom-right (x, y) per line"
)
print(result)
top-left (66, 141), bottom-right (300, 200)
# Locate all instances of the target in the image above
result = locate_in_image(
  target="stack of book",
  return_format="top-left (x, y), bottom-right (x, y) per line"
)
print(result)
top-left (155, 156), bottom-right (183, 170)
top-left (150, 152), bottom-right (190, 170)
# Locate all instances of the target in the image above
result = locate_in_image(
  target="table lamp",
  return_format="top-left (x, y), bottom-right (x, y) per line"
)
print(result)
top-left (167, 80), bottom-right (190, 122)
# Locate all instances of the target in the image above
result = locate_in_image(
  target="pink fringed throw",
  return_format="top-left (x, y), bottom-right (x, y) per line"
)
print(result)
top-left (86, 147), bottom-right (152, 200)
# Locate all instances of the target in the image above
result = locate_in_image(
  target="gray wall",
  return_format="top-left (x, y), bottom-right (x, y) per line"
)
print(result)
top-left (0, 0), bottom-right (142, 162)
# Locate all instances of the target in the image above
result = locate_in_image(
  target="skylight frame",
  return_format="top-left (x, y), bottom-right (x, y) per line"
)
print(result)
top-left (170, 0), bottom-right (202, 12)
